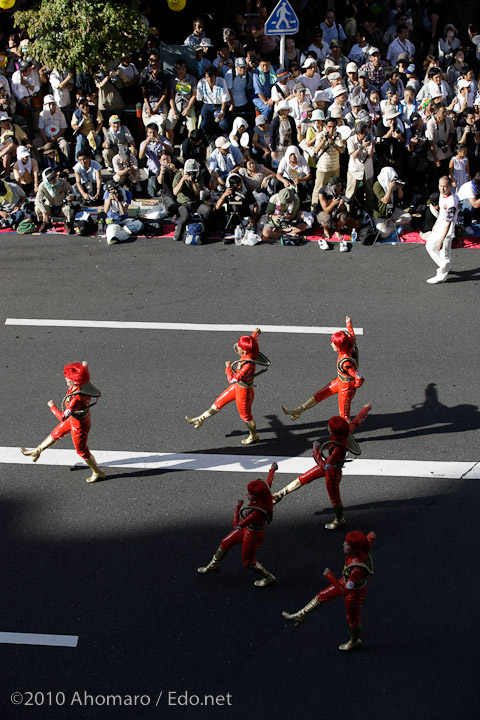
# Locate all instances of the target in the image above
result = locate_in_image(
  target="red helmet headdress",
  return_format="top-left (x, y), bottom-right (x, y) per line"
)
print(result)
top-left (247, 479), bottom-right (273, 515)
top-left (238, 334), bottom-right (259, 358)
top-left (63, 362), bottom-right (90, 386)
top-left (328, 416), bottom-right (350, 441)
top-left (331, 330), bottom-right (354, 353)
top-left (345, 531), bottom-right (370, 556)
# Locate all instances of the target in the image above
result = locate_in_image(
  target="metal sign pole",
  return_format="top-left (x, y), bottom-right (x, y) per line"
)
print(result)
top-left (279, 34), bottom-right (285, 67)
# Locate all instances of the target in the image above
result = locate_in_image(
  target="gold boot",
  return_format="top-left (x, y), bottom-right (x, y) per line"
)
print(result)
top-left (282, 596), bottom-right (323, 627)
top-left (241, 419), bottom-right (259, 445)
top-left (186, 404), bottom-right (219, 430)
top-left (325, 504), bottom-right (346, 530)
top-left (21, 434), bottom-right (56, 463)
top-left (198, 546), bottom-right (226, 574)
top-left (282, 396), bottom-right (318, 421)
top-left (84, 454), bottom-right (106, 483)
top-left (272, 477), bottom-right (302, 504)
top-left (339, 625), bottom-right (362, 651)
top-left (252, 562), bottom-right (276, 587)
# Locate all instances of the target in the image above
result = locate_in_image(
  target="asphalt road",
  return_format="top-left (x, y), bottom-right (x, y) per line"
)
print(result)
top-left (1, 232), bottom-right (479, 720)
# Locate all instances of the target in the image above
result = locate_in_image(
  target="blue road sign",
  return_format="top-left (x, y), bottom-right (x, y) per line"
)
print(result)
top-left (264, 0), bottom-right (299, 36)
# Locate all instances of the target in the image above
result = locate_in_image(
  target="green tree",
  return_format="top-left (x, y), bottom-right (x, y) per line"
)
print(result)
top-left (14, 0), bottom-right (148, 72)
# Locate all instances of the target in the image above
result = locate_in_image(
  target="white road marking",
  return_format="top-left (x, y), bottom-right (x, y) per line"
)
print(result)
top-left (4, 319), bottom-right (363, 335)
top-left (4, 447), bottom-right (479, 480)
top-left (0, 632), bottom-right (78, 647)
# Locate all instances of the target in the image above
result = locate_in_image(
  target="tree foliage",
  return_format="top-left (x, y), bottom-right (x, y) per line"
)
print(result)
top-left (14, 0), bottom-right (148, 72)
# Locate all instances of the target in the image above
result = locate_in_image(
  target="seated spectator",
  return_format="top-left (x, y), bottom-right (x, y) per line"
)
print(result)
top-left (35, 94), bottom-right (69, 159)
top-left (252, 57), bottom-right (277, 121)
top-left (457, 172), bottom-right (480, 233)
top-left (306, 28), bottom-right (330, 71)
top-left (196, 66), bottom-right (230, 141)
top-left (237, 154), bottom-right (275, 214)
top-left (372, 166), bottom-right (412, 238)
top-left (213, 43), bottom-right (235, 78)
top-left (360, 47), bottom-right (389, 91)
top-left (0, 177), bottom-right (26, 229)
top-left (72, 150), bottom-right (102, 204)
top-left (275, 145), bottom-right (312, 203)
top-left (262, 186), bottom-right (307, 241)
top-left (225, 57), bottom-right (253, 114)
top-left (112, 146), bottom-right (142, 193)
top-left (324, 40), bottom-right (349, 76)
top-left (316, 177), bottom-right (349, 247)
top-left (288, 83), bottom-right (309, 126)
top-left (101, 179), bottom-right (142, 245)
top-left (35, 168), bottom-right (78, 234)
top-left (12, 145), bottom-right (39, 196)
top-left (0, 125), bottom-right (17, 177)
top-left (166, 59), bottom-right (197, 145)
top-left (41, 142), bottom-right (69, 175)
top-left (386, 24), bottom-right (415, 67)
top-left (102, 114), bottom-right (136, 171)
top-left (181, 128), bottom-right (208, 169)
top-left (252, 114), bottom-right (273, 164)
top-left (229, 116), bottom-right (250, 153)
top-left (298, 58), bottom-right (321, 99)
top-left (10, 59), bottom-right (40, 110)
top-left (138, 123), bottom-right (173, 198)
top-left (157, 153), bottom-right (179, 216)
top-left (208, 136), bottom-right (243, 190)
top-left (270, 101), bottom-right (298, 167)
top-left (172, 158), bottom-right (212, 242)
top-left (448, 79), bottom-right (471, 115)
top-left (140, 52), bottom-right (168, 133)
top-left (214, 172), bottom-right (258, 234)
top-left (71, 97), bottom-right (103, 159)
top-left (420, 192), bottom-right (440, 237)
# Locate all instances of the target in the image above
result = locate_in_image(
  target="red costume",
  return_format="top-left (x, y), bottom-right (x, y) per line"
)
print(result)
top-left (313, 319), bottom-right (363, 420)
top-left (282, 530), bottom-right (376, 651)
top-left (283, 316), bottom-right (364, 422)
top-left (273, 404), bottom-right (371, 529)
top-left (214, 331), bottom-right (260, 422)
top-left (197, 464), bottom-right (277, 586)
top-left (21, 361), bottom-right (105, 483)
top-left (186, 329), bottom-right (268, 445)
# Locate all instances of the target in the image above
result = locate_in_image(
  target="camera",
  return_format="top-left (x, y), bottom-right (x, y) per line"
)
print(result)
top-left (413, 130), bottom-right (427, 143)
top-left (437, 140), bottom-right (448, 151)
top-left (396, 179), bottom-right (406, 186)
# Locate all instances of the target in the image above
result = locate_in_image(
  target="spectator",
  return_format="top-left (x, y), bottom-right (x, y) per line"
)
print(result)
top-left (346, 120), bottom-right (375, 209)
top-left (262, 186), bottom-right (307, 241)
top-left (35, 168), bottom-right (77, 234)
top-left (229, 117), bottom-right (250, 153)
top-left (157, 153), bottom-right (179, 216)
top-left (112, 146), bottom-right (142, 194)
top-left (457, 172), bottom-right (480, 233)
top-left (213, 43), bottom-right (235, 79)
top-left (102, 179), bottom-right (142, 245)
top-left (315, 176), bottom-right (349, 246)
top-left (94, 64), bottom-right (125, 113)
top-left (138, 123), bottom-right (173, 198)
top-left (10, 59), bottom-right (40, 109)
top-left (49, 68), bottom-right (74, 111)
top-left (193, 39), bottom-right (213, 80)
top-left (208, 136), bottom-right (243, 190)
top-left (252, 114), bottom-right (273, 164)
top-left (386, 24), bottom-right (415, 67)
top-left (270, 68), bottom-right (295, 112)
top-left (184, 18), bottom-right (206, 48)
top-left (0, 177), bottom-right (26, 229)
top-left (116, 55), bottom-right (140, 105)
top-left (225, 57), bottom-right (253, 114)
top-left (349, 29), bottom-right (371, 66)
top-left (102, 114), bottom-right (136, 171)
top-left (223, 27), bottom-right (245, 60)
top-left (181, 128), bottom-right (208, 168)
top-left (275, 145), bottom-right (312, 203)
top-left (196, 66), bottom-right (230, 141)
top-left (252, 57), bottom-right (277, 121)
top-left (449, 143), bottom-right (470, 189)
top-left (372, 166), bottom-right (412, 238)
top-left (12, 145), bottom-right (39, 195)
top-left (35, 94), bottom-right (69, 159)
top-left (165, 59), bottom-right (197, 146)
top-left (456, 108), bottom-right (480, 175)
top-left (71, 97), bottom-right (103, 159)
top-left (41, 142), bottom-right (69, 175)
top-left (438, 24), bottom-right (461, 69)
top-left (140, 52), bottom-right (168, 132)
top-left (306, 28), bottom-right (330, 71)
top-left (324, 40), bottom-right (350, 76)
top-left (360, 48), bottom-right (389, 91)
top-left (237, 154), bottom-right (275, 214)
top-left (426, 103), bottom-right (455, 184)
top-left (285, 37), bottom-right (301, 67)
top-left (270, 100), bottom-right (297, 166)
top-left (298, 58), bottom-right (322, 99)
top-left (251, 6), bottom-right (278, 62)
top-left (214, 172), bottom-right (258, 234)
top-left (310, 115), bottom-right (345, 207)
top-left (172, 158), bottom-right (212, 242)
top-left (405, 111), bottom-right (429, 185)
top-left (288, 84), bottom-right (308, 126)
top-left (320, 10), bottom-right (346, 47)
top-left (72, 149), bottom-right (102, 204)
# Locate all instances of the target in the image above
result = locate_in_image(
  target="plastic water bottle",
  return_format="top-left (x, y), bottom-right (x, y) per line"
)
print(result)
top-left (234, 225), bottom-right (243, 245)
top-left (351, 228), bottom-right (357, 243)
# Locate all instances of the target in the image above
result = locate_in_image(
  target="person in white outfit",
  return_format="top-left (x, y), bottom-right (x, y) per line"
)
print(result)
top-left (424, 176), bottom-right (459, 284)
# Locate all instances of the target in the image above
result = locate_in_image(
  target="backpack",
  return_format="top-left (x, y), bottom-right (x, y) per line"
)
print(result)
top-left (74, 214), bottom-right (96, 236)
top-left (359, 226), bottom-right (377, 245)
top-left (16, 219), bottom-right (37, 234)
top-left (142, 218), bottom-right (166, 237)
top-left (184, 220), bottom-right (204, 245)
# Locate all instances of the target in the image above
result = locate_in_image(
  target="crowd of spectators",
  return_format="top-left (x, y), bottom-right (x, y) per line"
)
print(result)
top-left (0, 2), bottom-right (479, 245)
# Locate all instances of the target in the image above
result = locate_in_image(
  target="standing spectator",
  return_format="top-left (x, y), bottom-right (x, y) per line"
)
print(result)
top-left (252, 57), bottom-right (277, 121)
top-left (349, 29), bottom-right (371, 66)
top-left (251, 6), bottom-right (278, 63)
top-left (320, 10), bottom-right (347, 47)
top-left (225, 57), bottom-right (253, 115)
top-left (102, 114), bottom-right (136, 171)
top-left (426, 103), bottom-right (455, 185)
top-left (252, 115), bottom-right (273, 164)
top-left (138, 123), bottom-right (173, 198)
top-left (449, 143), bottom-right (470, 189)
top-left (311, 115), bottom-right (345, 209)
top-left (166, 59), bottom-right (197, 145)
top-left (49, 68), bottom-right (74, 111)
top-left (324, 41), bottom-right (350, 76)
top-left (184, 18), bottom-right (206, 48)
top-left (456, 108), bottom-right (480, 175)
top-left (72, 150), bottom-right (102, 204)
top-left (386, 24), bottom-right (415, 67)
top-left (270, 68), bottom-right (295, 112)
top-left (71, 97), bottom-right (103, 159)
top-left (360, 48), bottom-right (389, 91)
top-left (306, 28), bottom-right (330, 72)
top-left (213, 44), bottom-right (235, 79)
top-left (346, 121), bottom-right (375, 209)
top-left (438, 24), bottom-right (461, 68)
top-left (94, 64), bottom-right (125, 113)
top-left (196, 67), bottom-right (230, 141)
top-left (140, 52), bottom-right (168, 133)
top-left (76, 71), bottom-right (96, 104)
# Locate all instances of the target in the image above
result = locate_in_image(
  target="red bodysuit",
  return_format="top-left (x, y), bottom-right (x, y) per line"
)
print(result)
top-left (214, 330), bottom-right (260, 422)
top-left (313, 320), bottom-right (363, 420)
top-left (297, 405), bottom-right (369, 506)
top-left (50, 386), bottom-right (92, 459)
top-left (317, 534), bottom-right (375, 627)
top-left (220, 466), bottom-right (275, 567)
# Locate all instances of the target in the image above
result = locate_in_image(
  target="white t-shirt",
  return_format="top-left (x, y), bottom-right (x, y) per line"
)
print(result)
top-left (457, 180), bottom-right (477, 202)
top-left (434, 192), bottom-right (459, 238)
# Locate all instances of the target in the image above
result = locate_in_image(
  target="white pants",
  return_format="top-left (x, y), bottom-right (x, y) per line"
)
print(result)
top-left (425, 231), bottom-right (453, 279)
top-left (373, 208), bottom-right (412, 238)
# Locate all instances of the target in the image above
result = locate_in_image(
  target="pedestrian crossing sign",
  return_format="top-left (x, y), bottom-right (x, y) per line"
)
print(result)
top-left (264, 0), bottom-right (299, 36)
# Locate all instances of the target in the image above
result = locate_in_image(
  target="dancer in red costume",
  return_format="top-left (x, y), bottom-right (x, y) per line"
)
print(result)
top-left (197, 463), bottom-right (278, 586)
top-left (21, 361), bottom-right (105, 483)
top-left (283, 315), bottom-right (364, 422)
top-left (273, 403), bottom-right (371, 529)
top-left (282, 530), bottom-right (376, 651)
top-left (186, 328), bottom-right (269, 445)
